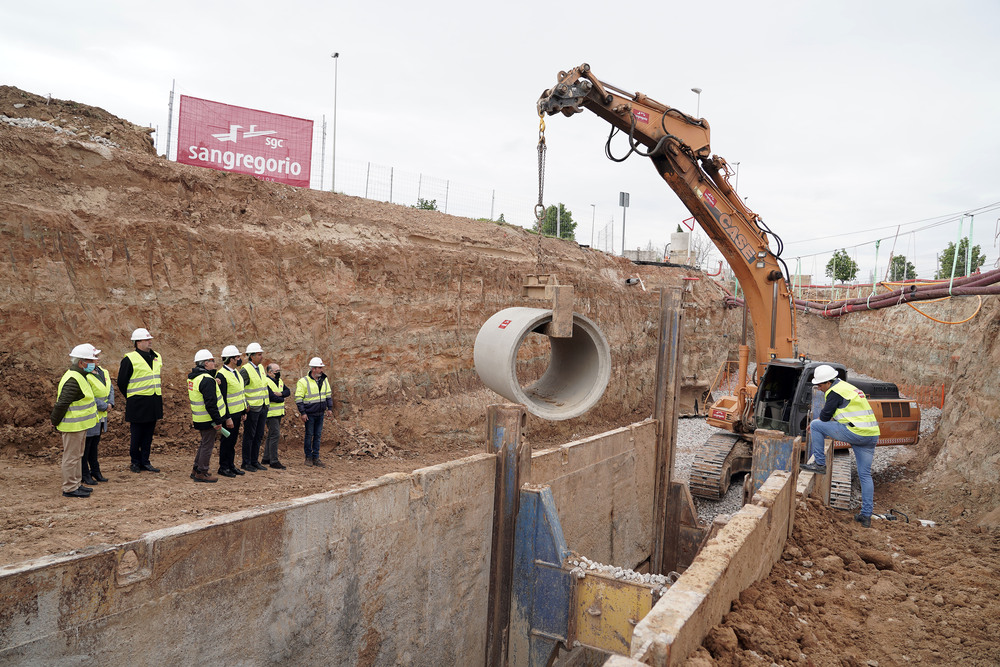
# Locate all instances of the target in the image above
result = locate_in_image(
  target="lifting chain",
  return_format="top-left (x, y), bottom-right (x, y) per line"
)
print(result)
top-left (535, 112), bottom-right (547, 235)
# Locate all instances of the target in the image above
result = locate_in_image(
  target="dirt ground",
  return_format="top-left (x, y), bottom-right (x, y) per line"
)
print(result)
top-left (687, 497), bottom-right (1000, 667)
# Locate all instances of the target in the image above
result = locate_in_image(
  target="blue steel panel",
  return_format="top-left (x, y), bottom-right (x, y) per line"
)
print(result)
top-left (511, 487), bottom-right (572, 667)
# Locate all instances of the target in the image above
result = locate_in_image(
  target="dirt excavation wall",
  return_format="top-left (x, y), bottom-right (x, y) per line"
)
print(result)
top-left (0, 421), bottom-right (656, 665)
top-left (0, 106), bottom-right (739, 463)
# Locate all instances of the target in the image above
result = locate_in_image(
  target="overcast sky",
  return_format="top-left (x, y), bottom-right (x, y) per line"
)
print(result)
top-left (3, 1), bottom-right (999, 283)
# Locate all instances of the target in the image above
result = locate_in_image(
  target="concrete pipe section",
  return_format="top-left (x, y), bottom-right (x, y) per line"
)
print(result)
top-left (474, 307), bottom-right (611, 421)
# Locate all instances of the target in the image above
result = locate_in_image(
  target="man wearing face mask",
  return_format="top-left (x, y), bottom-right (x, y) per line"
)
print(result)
top-left (117, 328), bottom-right (163, 473)
top-left (216, 345), bottom-right (247, 478)
top-left (239, 342), bottom-right (268, 472)
top-left (82, 348), bottom-right (114, 486)
top-left (51, 344), bottom-right (101, 497)
top-left (262, 363), bottom-right (290, 469)
top-left (295, 357), bottom-right (334, 467)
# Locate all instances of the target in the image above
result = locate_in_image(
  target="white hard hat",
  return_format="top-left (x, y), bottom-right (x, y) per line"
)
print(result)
top-left (812, 364), bottom-right (839, 384)
top-left (221, 345), bottom-right (241, 358)
top-left (69, 343), bottom-right (100, 360)
top-left (308, 357), bottom-right (325, 367)
top-left (131, 327), bottom-right (153, 341)
top-left (245, 342), bottom-right (263, 354)
top-left (194, 349), bottom-right (214, 363)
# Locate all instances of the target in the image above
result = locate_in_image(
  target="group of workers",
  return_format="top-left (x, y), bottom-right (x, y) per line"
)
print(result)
top-left (51, 328), bottom-right (335, 497)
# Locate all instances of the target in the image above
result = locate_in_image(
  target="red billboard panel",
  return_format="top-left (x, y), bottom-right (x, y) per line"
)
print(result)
top-left (177, 95), bottom-right (313, 188)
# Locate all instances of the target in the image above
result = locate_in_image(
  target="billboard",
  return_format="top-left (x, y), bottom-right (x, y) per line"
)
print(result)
top-left (177, 95), bottom-right (313, 188)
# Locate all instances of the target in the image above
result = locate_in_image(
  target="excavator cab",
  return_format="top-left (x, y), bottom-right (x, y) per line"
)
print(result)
top-left (753, 360), bottom-right (848, 437)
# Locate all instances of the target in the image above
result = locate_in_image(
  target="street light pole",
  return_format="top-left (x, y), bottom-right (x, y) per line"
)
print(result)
top-left (691, 87), bottom-right (702, 118)
top-left (331, 52), bottom-right (340, 193)
top-left (590, 204), bottom-right (596, 247)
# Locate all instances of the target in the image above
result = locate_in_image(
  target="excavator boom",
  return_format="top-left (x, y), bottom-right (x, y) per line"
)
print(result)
top-left (538, 64), bottom-right (798, 371)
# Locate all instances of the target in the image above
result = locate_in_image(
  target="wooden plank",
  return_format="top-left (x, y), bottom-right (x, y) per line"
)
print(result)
top-left (652, 287), bottom-right (684, 574)
top-left (484, 404), bottom-right (528, 667)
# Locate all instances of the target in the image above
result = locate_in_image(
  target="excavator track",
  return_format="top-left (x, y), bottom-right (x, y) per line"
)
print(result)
top-left (830, 451), bottom-right (854, 511)
top-left (689, 433), bottom-right (752, 499)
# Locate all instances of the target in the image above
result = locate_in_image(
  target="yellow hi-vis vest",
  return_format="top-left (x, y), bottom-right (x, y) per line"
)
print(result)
top-left (243, 362), bottom-right (267, 409)
top-left (826, 380), bottom-right (880, 437)
top-left (188, 370), bottom-right (226, 425)
top-left (295, 374), bottom-right (331, 408)
top-left (124, 350), bottom-right (162, 397)
top-left (87, 366), bottom-right (112, 420)
top-left (218, 366), bottom-right (247, 415)
top-left (56, 370), bottom-right (99, 433)
top-left (266, 377), bottom-right (286, 418)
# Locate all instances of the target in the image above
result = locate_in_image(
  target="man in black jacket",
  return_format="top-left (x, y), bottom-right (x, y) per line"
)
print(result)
top-left (118, 328), bottom-right (163, 473)
top-left (187, 350), bottom-right (233, 483)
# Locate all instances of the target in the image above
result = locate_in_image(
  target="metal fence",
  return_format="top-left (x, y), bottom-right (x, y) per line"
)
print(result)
top-left (334, 157), bottom-right (540, 228)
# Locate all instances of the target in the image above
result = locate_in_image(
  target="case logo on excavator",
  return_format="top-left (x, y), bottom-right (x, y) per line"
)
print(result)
top-left (632, 110), bottom-right (649, 124)
top-left (698, 187), bottom-right (756, 264)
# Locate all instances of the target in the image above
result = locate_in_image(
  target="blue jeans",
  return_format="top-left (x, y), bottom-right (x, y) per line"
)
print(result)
top-left (809, 419), bottom-right (879, 516)
top-left (304, 414), bottom-right (324, 459)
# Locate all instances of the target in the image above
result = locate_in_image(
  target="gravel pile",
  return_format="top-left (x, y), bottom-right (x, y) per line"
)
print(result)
top-left (0, 114), bottom-right (120, 148)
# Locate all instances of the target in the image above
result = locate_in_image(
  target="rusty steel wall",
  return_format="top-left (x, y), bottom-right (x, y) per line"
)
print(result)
top-left (0, 422), bottom-right (657, 666)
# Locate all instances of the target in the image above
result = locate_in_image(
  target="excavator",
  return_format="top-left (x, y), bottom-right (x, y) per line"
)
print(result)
top-left (537, 64), bottom-right (920, 507)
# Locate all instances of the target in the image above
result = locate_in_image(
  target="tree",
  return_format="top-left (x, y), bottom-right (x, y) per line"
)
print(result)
top-left (541, 203), bottom-right (577, 240)
top-left (935, 238), bottom-right (986, 278)
top-left (825, 249), bottom-right (859, 284)
top-left (412, 197), bottom-right (438, 210)
top-left (888, 255), bottom-right (917, 281)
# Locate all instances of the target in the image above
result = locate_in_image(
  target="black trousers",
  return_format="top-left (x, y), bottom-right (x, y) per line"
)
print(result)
top-left (129, 421), bottom-right (156, 467)
top-left (242, 408), bottom-right (267, 466)
top-left (82, 433), bottom-right (102, 478)
top-left (219, 412), bottom-right (243, 471)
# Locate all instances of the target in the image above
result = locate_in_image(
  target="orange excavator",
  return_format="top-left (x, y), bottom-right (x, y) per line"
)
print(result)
top-left (537, 64), bottom-right (920, 506)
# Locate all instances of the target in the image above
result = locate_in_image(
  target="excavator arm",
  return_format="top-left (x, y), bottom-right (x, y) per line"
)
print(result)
top-left (537, 64), bottom-right (799, 374)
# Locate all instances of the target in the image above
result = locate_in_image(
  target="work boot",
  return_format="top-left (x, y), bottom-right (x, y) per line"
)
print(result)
top-left (313, 458), bottom-right (326, 468)
top-left (854, 513), bottom-right (871, 528)
top-left (193, 470), bottom-right (218, 483)
top-left (304, 456), bottom-right (314, 466)
top-left (800, 462), bottom-right (827, 475)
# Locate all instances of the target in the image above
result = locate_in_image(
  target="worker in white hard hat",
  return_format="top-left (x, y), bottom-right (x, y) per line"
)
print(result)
top-left (295, 357), bottom-right (334, 467)
top-left (187, 350), bottom-right (233, 483)
top-left (51, 344), bottom-right (101, 498)
top-left (238, 342), bottom-right (268, 472)
top-left (81, 346), bottom-right (114, 486)
top-left (215, 345), bottom-right (248, 477)
top-left (117, 327), bottom-right (163, 473)
top-left (801, 364), bottom-right (881, 527)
